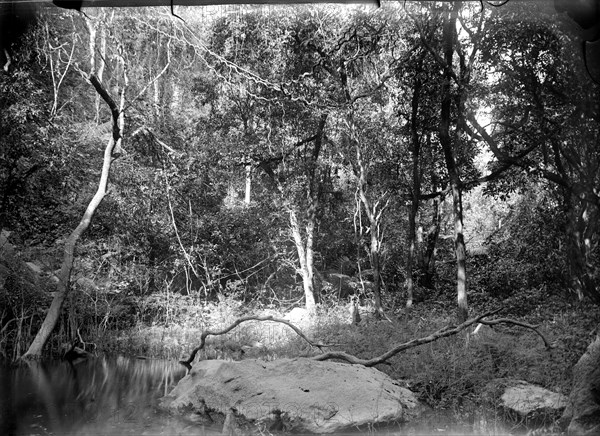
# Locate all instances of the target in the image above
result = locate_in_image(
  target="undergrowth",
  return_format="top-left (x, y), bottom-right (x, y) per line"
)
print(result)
top-left (2, 271), bottom-right (599, 434)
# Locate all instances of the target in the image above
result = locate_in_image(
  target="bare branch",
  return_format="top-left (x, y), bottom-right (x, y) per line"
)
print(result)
top-left (313, 308), bottom-right (503, 367)
top-left (179, 315), bottom-right (333, 371)
top-left (178, 308), bottom-right (554, 372)
top-left (122, 39), bottom-right (172, 113)
top-left (478, 318), bottom-right (555, 349)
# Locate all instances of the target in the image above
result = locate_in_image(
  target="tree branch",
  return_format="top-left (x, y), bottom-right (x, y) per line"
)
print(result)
top-left (179, 309), bottom-right (554, 372)
top-left (313, 308), bottom-right (503, 367)
top-left (478, 318), bottom-right (555, 349)
top-left (179, 315), bottom-right (332, 371)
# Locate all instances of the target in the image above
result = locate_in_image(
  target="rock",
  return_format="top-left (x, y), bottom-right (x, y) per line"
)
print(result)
top-left (488, 379), bottom-right (567, 428)
top-left (561, 332), bottom-right (600, 436)
top-left (161, 358), bottom-right (422, 434)
top-left (501, 380), bottom-right (567, 416)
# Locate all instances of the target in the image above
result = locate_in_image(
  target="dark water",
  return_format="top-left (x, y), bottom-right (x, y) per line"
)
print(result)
top-left (0, 356), bottom-right (219, 436)
top-left (0, 356), bottom-right (520, 436)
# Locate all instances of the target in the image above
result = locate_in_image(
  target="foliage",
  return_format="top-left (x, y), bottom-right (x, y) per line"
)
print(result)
top-left (0, 8), bottom-right (599, 434)
top-left (470, 189), bottom-right (568, 305)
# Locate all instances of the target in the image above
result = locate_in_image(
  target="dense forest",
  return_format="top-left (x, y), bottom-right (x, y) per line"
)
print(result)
top-left (1, 0), bottom-right (599, 434)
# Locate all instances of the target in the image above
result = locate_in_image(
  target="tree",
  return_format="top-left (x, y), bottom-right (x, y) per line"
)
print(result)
top-left (395, 26), bottom-right (442, 306)
top-left (472, 2), bottom-right (600, 302)
top-left (408, 2), bottom-right (471, 321)
top-left (22, 9), bottom-right (183, 357)
top-left (311, 9), bottom-right (407, 315)
top-left (22, 10), bottom-right (127, 358)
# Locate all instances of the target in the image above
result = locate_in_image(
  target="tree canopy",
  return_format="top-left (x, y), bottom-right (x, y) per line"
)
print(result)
top-left (0, 1), bottom-right (598, 360)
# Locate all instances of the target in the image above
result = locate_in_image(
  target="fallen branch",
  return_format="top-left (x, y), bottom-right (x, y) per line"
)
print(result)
top-left (478, 318), bottom-right (555, 349)
top-left (312, 308), bottom-right (503, 367)
top-left (179, 315), bottom-right (333, 371)
top-left (179, 308), bottom-right (555, 372)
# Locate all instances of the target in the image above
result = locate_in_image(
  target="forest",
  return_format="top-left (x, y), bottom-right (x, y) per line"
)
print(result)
top-left (1, 0), bottom-right (599, 435)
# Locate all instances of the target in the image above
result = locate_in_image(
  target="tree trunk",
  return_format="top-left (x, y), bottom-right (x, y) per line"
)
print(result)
top-left (370, 230), bottom-right (383, 313)
top-left (22, 75), bottom-right (123, 359)
top-left (289, 208), bottom-right (317, 312)
top-left (566, 199), bottom-right (599, 303)
top-left (405, 77), bottom-right (422, 309)
top-left (451, 185), bottom-right (468, 322)
top-left (405, 207), bottom-right (417, 309)
top-left (94, 16), bottom-right (107, 123)
top-left (355, 144), bottom-right (387, 317)
top-left (264, 116), bottom-right (326, 313)
top-left (420, 195), bottom-right (441, 289)
top-left (439, 1), bottom-right (468, 323)
top-left (244, 164), bottom-right (252, 204)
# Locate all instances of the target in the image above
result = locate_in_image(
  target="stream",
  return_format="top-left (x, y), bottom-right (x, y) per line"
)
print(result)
top-left (0, 356), bottom-right (219, 436)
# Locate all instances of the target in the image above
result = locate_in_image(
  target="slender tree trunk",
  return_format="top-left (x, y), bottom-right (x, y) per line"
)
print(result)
top-left (289, 209), bottom-right (318, 312)
top-left (406, 78), bottom-right (422, 309)
top-left (355, 144), bottom-right (387, 317)
top-left (451, 185), bottom-right (468, 322)
top-left (420, 195), bottom-right (441, 289)
top-left (439, 1), bottom-right (468, 323)
top-left (292, 114), bottom-right (327, 311)
top-left (405, 208), bottom-right (417, 309)
top-left (244, 164), bottom-right (252, 204)
top-left (22, 76), bottom-right (122, 359)
top-left (369, 230), bottom-right (383, 313)
top-left (268, 116), bottom-right (327, 313)
top-left (305, 199), bottom-right (319, 302)
top-left (289, 208), bottom-right (317, 311)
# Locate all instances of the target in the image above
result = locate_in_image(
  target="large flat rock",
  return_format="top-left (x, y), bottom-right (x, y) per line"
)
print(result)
top-left (160, 358), bottom-right (422, 434)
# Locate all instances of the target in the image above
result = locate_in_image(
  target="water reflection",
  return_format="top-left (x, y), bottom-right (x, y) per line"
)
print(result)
top-left (0, 356), bottom-right (216, 436)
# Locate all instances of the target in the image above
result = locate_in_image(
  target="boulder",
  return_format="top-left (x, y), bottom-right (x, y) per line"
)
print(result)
top-left (561, 332), bottom-right (600, 435)
top-left (160, 358), bottom-right (422, 434)
top-left (488, 379), bottom-right (567, 428)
